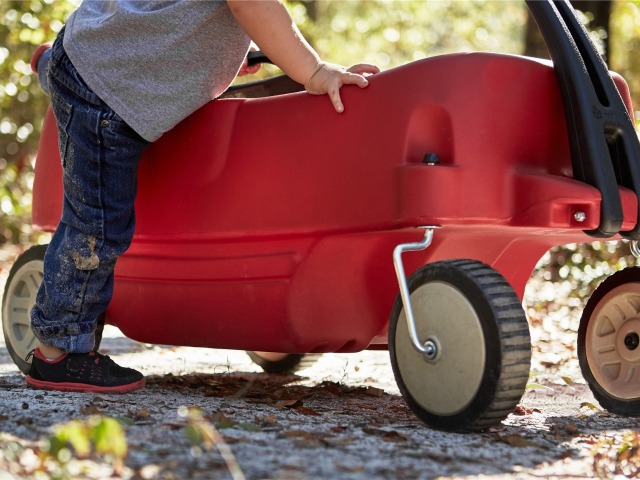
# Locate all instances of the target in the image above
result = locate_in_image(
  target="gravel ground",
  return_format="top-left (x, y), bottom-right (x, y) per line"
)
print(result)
top-left (1, 244), bottom-right (639, 479)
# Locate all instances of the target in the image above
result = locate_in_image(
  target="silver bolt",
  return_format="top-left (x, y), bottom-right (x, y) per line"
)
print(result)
top-left (423, 340), bottom-right (438, 360)
top-left (574, 211), bottom-right (586, 222)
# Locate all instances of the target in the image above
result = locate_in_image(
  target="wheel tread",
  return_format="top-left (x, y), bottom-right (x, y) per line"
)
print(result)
top-left (390, 258), bottom-right (532, 432)
top-left (443, 259), bottom-right (531, 431)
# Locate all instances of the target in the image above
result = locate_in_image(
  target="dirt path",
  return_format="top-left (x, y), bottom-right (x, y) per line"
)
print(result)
top-left (1, 245), bottom-right (639, 479)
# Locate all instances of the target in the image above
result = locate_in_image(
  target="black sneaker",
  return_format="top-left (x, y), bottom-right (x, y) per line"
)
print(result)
top-left (26, 348), bottom-right (145, 394)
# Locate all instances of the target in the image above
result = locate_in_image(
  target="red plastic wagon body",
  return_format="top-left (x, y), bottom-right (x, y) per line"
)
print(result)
top-left (31, 52), bottom-right (637, 353)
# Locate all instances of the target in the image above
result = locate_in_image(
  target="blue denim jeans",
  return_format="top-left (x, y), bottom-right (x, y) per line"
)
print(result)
top-left (30, 29), bottom-right (149, 353)
top-left (36, 48), bottom-right (52, 96)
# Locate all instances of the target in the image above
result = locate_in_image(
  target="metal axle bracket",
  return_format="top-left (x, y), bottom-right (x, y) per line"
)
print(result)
top-left (392, 227), bottom-right (438, 359)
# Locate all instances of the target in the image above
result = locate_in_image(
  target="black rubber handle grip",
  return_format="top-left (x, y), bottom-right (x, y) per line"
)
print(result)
top-left (246, 51), bottom-right (272, 67)
top-left (526, 0), bottom-right (640, 238)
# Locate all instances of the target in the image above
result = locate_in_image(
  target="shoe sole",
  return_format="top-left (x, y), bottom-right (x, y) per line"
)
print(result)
top-left (25, 376), bottom-right (146, 394)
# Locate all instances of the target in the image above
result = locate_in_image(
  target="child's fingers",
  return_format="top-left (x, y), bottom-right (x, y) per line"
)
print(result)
top-left (236, 59), bottom-right (262, 77)
top-left (328, 71), bottom-right (372, 112)
top-left (341, 71), bottom-right (370, 89)
top-left (327, 84), bottom-right (344, 113)
top-left (347, 64), bottom-right (380, 76)
top-left (245, 64), bottom-right (261, 75)
top-left (306, 64), bottom-right (377, 112)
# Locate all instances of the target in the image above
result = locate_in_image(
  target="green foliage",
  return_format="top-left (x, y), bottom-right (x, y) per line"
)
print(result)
top-left (182, 407), bottom-right (218, 453)
top-left (39, 416), bottom-right (127, 478)
top-left (181, 407), bottom-right (246, 479)
top-left (291, 0), bottom-right (527, 69)
top-left (0, 0), bottom-right (78, 244)
top-left (610, 0), bottom-right (640, 116)
top-left (539, 241), bottom-right (636, 301)
top-left (592, 430), bottom-right (640, 478)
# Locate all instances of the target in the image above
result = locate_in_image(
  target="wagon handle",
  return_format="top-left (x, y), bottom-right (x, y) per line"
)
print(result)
top-left (526, 0), bottom-right (640, 239)
top-left (246, 50), bottom-right (272, 67)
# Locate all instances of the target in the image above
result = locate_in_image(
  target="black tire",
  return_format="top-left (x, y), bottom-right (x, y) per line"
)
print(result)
top-left (246, 351), bottom-right (320, 374)
top-left (578, 267), bottom-right (640, 416)
top-left (389, 259), bottom-right (531, 432)
top-left (2, 245), bottom-right (47, 375)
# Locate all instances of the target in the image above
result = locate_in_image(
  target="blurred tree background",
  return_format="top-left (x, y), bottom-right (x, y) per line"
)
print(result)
top-left (0, 0), bottom-right (79, 244)
top-left (1, 0), bottom-right (640, 297)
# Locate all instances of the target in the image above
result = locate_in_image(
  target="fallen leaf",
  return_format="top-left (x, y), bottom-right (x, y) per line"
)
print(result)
top-left (557, 450), bottom-right (573, 460)
top-left (561, 376), bottom-right (574, 385)
top-left (525, 383), bottom-right (555, 392)
top-left (335, 462), bottom-right (365, 472)
top-left (319, 382), bottom-right (345, 396)
top-left (275, 399), bottom-right (303, 409)
top-left (163, 422), bottom-right (184, 430)
top-left (210, 412), bottom-right (234, 423)
top-left (281, 430), bottom-right (316, 441)
top-left (238, 422), bottom-right (261, 432)
top-left (210, 412), bottom-right (236, 429)
top-left (579, 402), bottom-right (602, 411)
top-left (295, 406), bottom-right (321, 416)
top-left (222, 435), bottom-right (249, 444)
top-left (362, 428), bottom-right (407, 442)
top-left (381, 431), bottom-right (407, 443)
top-left (127, 408), bottom-right (151, 420)
top-left (513, 405), bottom-right (541, 416)
top-left (260, 414), bottom-right (278, 425)
top-left (80, 404), bottom-right (105, 416)
top-left (565, 422), bottom-right (578, 434)
top-left (498, 434), bottom-right (544, 448)
top-left (323, 437), bottom-right (356, 447)
top-left (364, 387), bottom-right (385, 397)
top-left (216, 420), bottom-right (236, 429)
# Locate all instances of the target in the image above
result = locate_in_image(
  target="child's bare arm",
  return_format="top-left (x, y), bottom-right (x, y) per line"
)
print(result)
top-left (227, 0), bottom-right (379, 112)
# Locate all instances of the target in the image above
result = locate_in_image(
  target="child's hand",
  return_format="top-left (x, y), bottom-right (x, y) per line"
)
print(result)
top-left (237, 49), bottom-right (262, 77)
top-left (305, 62), bottom-right (380, 113)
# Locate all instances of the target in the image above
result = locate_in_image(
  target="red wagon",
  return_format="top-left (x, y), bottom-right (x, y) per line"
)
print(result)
top-left (4, 0), bottom-right (640, 431)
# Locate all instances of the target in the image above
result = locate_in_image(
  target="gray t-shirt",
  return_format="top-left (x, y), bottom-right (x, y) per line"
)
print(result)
top-left (64, 0), bottom-right (251, 141)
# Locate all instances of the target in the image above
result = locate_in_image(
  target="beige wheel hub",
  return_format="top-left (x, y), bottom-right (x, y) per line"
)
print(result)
top-left (395, 281), bottom-right (485, 416)
top-left (3, 260), bottom-right (42, 361)
top-left (586, 283), bottom-right (640, 400)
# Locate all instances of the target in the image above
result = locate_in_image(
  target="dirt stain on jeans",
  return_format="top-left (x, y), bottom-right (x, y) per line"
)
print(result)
top-left (71, 235), bottom-right (100, 271)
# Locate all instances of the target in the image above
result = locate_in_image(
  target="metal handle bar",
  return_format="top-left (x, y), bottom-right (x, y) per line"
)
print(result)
top-left (393, 228), bottom-right (439, 359)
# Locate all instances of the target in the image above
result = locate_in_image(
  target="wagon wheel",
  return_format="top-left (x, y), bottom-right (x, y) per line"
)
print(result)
top-left (578, 267), bottom-right (640, 415)
top-left (2, 244), bottom-right (105, 375)
top-left (2, 245), bottom-right (47, 374)
top-left (246, 351), bottom-right (320, 374)
top-left (389, 259), bottom-right (531, 432)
